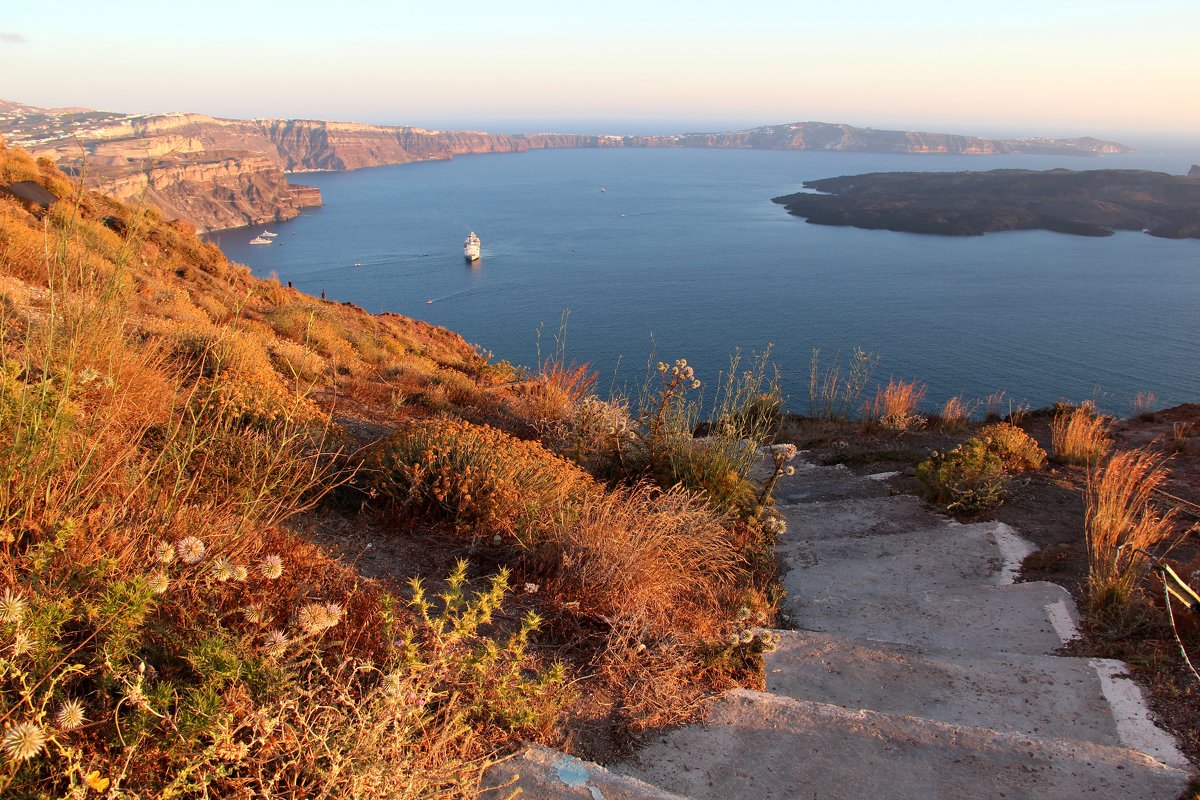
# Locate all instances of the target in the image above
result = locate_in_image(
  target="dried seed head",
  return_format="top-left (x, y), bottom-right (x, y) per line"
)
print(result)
top-left (2, 722), bottom-right (46, 762)
top-left (148, 570), bottom-right (170, 595)
top-left (258, 554), bottom-right (284, 580)
top-left (55, 699), bottom-right (86, 731)
top-left (175, 536), bottom-right (205, 564)
top-left (155, 541), bottom-right (176, 565)
top-left (0, 588), bottom-right (28, 625)
top-left (210, 556), bottom-right (234, 582)
top-left (232, 565), bottom-right (249, 582)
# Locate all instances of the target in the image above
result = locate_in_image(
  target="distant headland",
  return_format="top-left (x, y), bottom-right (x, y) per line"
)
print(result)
top-left (772, 168), bottom-right (1200, 239)
top-left (0, 98), bottom-right (1132, 232)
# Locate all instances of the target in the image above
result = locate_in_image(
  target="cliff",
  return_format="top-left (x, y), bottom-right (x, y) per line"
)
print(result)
top-left (772, 168), bottom-right (1200, 238)
top-left (2, 100), bottom-right (1133, 231)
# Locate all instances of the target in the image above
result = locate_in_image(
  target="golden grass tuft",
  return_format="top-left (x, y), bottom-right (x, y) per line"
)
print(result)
top-left (1052, 401), bottom-right (1113, 465)
top-left (1085, 447), bottom-right (1177, 613)
top-left (937, 395), bottom-right (973, 432)
top-left (866, 378), bottom-right (927, 432)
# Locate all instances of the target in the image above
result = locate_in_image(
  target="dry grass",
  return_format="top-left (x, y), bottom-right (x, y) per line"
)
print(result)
top-left (0, 145), bottom-right (570, 798)
top-left (865, 378), bottom-right (927, 432)
top-left (1084, 447), bottom-right (1178, 613)
top-left (937, 395), bottom-right (974, 432)
top-left (1052, 401), bottom-right (1113, 465)
top-left (539, 483), bottom-right (741, 637)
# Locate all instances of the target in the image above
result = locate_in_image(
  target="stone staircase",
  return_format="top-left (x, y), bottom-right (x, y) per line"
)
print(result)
top-left (479, 456), bottom-right (1193, 799)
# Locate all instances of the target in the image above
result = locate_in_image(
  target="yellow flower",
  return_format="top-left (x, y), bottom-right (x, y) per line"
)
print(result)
top-left (85, 771), bottom-right (110, 792)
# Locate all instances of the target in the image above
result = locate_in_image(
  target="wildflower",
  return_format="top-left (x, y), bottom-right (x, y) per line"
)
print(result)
top-left (258, 554), bottom-right (284, 580)
top-left (739, 629), bottom-right (755, 644)
top-left (55, 699), bottom-right (86, 731)
top-left (785, 465), bottom-right (796, 476)
top-left (0, 588), bottom-right (28, 624)
top-left (244, 606), bottom-right (264, 625)
top-left (297, 602), bottom-right (339, 634)
top-left (124, 681), bottom-right (148, 709)
top-left (265, 629), bottom-right (289, 658)
top-left (155, 541), bottom-right (176, 565)
top-left (175, 536), bottom-right (205, 564)
top-left (524, 582), bottom-right (540, 594)
top-left (211, 556), bottom-right (234, 582)
top-left (148, 570), bottom-right (170, 595)
top-left (232, 565), bottom-right (249, 582)
top-left (728, 632), bottom-right (741, 646)
top-left (2, 721), bottom-right (45, 762)
top-left (11, 631), bottom-right (36, 657)
top-left (737, 606), bottom-right (752, 621)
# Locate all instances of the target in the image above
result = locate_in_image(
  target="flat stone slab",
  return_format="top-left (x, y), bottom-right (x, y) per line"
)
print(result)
top-left (787, 580), bottom-right (1077, 655)
top-left (771, 458), bottom-right (893, 504)
top-left (480, 743), bottom-right (693, 800)
top-left (620, 690), bottom-right (1190, 800)
top-left (779, 494), bottom-right (946, 541)
top-left (765, 630), bottom-right (1123, 746)
top-left (780, 522), bottom-right (1010, 599)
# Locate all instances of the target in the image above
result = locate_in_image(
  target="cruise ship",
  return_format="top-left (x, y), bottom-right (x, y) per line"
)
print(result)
top-left (464, 231), bottom-right (481, 262)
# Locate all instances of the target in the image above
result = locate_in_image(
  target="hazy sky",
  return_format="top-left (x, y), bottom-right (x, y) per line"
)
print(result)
top-left (3, 1), bottom-right (1197, 136)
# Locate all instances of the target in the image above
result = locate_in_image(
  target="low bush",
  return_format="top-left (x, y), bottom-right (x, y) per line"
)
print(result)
top-left (363, 417), bottom-right (595, 541)
top-left (979, 422), bottom-right (1046, 471)
top-left (916, 438), bottom-right (1007, 513)
top-left (1052, 401), bottom-right (1112, 465)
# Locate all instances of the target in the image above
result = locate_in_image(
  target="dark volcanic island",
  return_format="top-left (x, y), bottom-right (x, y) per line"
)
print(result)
top-left (772, 168), bottom-right (1200, 238)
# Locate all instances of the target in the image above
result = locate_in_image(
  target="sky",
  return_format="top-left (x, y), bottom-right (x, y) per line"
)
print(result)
top-left (2, 1), bottom-right (1198, 138)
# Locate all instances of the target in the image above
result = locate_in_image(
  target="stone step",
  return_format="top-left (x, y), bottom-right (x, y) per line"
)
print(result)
top-left (770, 458), bottom-right (895, 504)
top-left (779, 493), bottom-right (946, 540)
top-left (479, 743), bottom-right (694, 800)
top-left (764, 630), bottom-right (1185, 764)
top-left (779, 522), bottom-right (1026, 604)
top-left (618, 690), bottom-right (1190, 800)
top-left (786, 580), bottom-right (1078, 655)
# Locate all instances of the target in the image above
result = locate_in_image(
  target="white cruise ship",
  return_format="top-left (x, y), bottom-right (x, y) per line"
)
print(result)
top-left (464, 231), bottom-right (481, 262)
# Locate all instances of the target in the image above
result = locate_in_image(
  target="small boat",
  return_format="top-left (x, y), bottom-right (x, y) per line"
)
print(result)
top-left (354, 262), bottom-right (362, 268)
top-left (260, 230), bottom-right (279, 238)
top-left (249, 235), bottom-right (272, 245)
top-left (464, 231), bottom-right (481, 262)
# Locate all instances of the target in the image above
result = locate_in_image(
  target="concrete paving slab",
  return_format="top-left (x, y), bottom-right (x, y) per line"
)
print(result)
top-left (779, 494), bottom-right (946, 541)
top-left (620, 690), bottom-right (1190, 800)
top-left (780, 522), bottom-right (1009, 598)
top-left (480, 743), bottom-right (694, 800)
top-left (764, 631), bottom-right (1122, 746)
top-left (772, 458), bottom-right (893, 503)
top-left (787, 580), bottom-right (1075, 655)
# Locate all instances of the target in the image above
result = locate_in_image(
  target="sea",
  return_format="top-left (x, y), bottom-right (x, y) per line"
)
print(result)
top-left (210, 144), bottom-right (1200, 417)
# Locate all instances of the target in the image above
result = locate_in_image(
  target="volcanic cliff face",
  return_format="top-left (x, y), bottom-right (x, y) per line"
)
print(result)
top-left (4, 101), bottom-right (1133, 232)
top-left (77, 152), bottom-right (321, 233)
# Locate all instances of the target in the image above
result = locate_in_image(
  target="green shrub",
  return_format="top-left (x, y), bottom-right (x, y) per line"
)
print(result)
top-left (916, 438), bottom-right (1007, 513)
top-left (979, 422), bottom-right (1046, 471)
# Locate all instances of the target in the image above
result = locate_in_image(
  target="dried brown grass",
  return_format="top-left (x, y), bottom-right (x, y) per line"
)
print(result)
top-left (866, 378), bottom-right (927, 432)
top-left (1085, 447), bottom-right (1178, 612)
top-left (1052, 401), bottom-right (1113, 465)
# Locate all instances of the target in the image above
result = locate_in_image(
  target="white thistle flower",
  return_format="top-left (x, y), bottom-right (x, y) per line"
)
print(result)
top-left (297, 603), bottom-right (334, 634)
top-left (265, 629), bottom-right (289, 658)
top-left (2, 721), bottom-right (45, 762)
top-left (148, 571), bottom-right (170, 595)
top-left (323, 602), bottom-right (344, 623)
top-left (55, 699), bottom-right (86, 731)
top-left (175, 536), bottom-right (205, 564)
top-left (0, 587), bottom-right (28, 624)
top-left (258, 554), bottom-right (284, 580)
top-left (210, 556), bottom-right (234, 582)
top-left (155, 541), bottom-right (176, 565)
top-left (232, 565), bottom-right (249, 582)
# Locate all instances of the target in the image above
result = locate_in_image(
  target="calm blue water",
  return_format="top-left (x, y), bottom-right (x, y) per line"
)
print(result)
top-left (211, 147), bottom-right (1200, 415)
